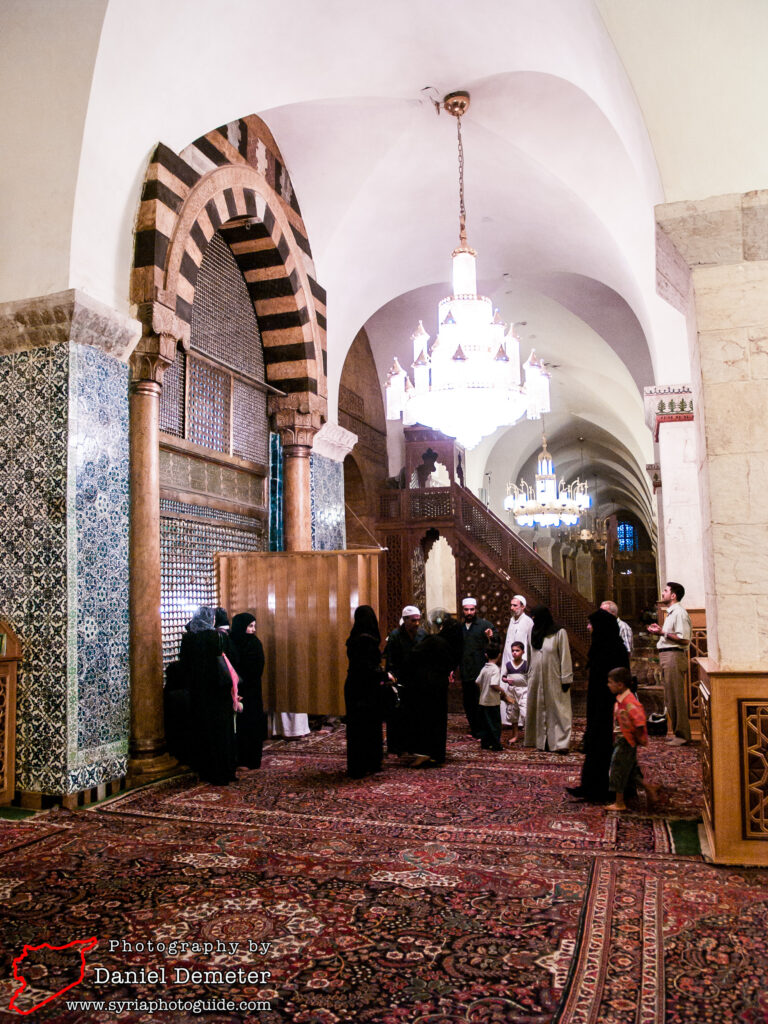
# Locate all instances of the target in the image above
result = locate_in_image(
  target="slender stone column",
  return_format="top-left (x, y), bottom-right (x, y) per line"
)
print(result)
top-left (270, 393), bottom-right (325, 551)
top-left (282, 444), bottom-right (313, 550)
top-left (127, 306), bottom-right (185, 780)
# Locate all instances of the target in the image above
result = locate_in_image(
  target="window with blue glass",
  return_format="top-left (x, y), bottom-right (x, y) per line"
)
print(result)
top-left (617, 521), bottom-right (637, 552)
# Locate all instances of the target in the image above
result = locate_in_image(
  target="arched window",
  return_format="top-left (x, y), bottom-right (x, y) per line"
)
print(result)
top-left (616, 521), bottom-right (637, 552)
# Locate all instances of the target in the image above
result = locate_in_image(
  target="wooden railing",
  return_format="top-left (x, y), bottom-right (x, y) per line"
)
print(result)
top-left (377, 483), bottom-right (593, 658)
top-left (453, 486), bottom-right (592, 656)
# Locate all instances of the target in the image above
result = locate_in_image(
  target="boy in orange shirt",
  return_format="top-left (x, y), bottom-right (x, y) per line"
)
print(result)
top-left (605, 667), bottom-right (660, 812)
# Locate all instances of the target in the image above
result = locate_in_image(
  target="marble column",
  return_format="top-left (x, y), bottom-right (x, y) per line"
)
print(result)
top-left (270, 394), bottom-right (325, 551)
top-left (127, 304), bottom-right (186, 780)
top-left (643, 386), bottom-right (705, 608)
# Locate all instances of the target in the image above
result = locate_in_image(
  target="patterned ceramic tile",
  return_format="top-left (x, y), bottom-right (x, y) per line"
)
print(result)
top-left (269, 431), bottom-right (283, 551)
top-left (310, 453), bottom-right (346, 551)
top-left (0, 342), bottom-right (130, 795)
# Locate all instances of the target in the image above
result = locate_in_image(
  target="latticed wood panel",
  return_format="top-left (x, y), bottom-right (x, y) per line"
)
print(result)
top-left (700, 681), bottom-right (713, 827)
top-left (379, 492), bottom-right (403, 522)
top-left (739, 700), bottom-right (768, 839)
top-left (384, 533), bottom-right (404, 634)
top-left (408, 489), bottom-right (452, 520)
top-left (688, 623), bottom-right (708, 724)
top-left (456, 547), bottom-right (514, 633)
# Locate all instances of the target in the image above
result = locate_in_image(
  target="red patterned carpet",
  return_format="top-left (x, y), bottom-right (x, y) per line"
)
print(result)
top-left (0, 716), bottom-right (766, 1023)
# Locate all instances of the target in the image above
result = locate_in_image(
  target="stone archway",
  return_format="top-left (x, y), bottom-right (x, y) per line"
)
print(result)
top-left (126, 115), bottom-right (327, 779)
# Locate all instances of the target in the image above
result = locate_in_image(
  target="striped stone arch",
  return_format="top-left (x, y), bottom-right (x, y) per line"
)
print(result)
top-left (131, 115), bottom-right (327, 401)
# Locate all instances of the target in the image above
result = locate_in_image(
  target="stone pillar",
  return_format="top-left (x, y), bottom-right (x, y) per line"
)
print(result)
top-left (657, 193), bottom-right (768, 668)
top-left (270, 394), bottom-right (325, 551)
top-left (643, 386), bottom-right (705, 607)
top-left (657, 190), bottom-right (768, 864)
top-left (0, 290), bottom-right (139, 800)
top-left (127, 304), bottom-right (186, 781)
top-left (574, 547), bottom-right (595, 603)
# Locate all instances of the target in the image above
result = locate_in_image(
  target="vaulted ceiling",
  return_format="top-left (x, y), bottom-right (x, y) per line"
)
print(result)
top-left (4, 0), bottom-right (765, 534)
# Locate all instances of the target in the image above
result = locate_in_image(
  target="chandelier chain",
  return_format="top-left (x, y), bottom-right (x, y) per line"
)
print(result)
top-left (456, 114), bottom-right (467, 246)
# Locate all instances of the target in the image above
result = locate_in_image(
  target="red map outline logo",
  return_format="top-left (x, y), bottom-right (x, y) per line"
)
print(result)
top-left (9, 937), bottom-right (97, 1015)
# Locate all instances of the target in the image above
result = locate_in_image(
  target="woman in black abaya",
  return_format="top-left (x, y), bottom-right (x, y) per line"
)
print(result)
top-left (180, 610), bottom-right (237, 786)
top-left (230, 612), bottom-right (267, 770)
top-left (567, 607), bottom-right (629, 802)
top-left (344, 605), bottom-right (387, 778)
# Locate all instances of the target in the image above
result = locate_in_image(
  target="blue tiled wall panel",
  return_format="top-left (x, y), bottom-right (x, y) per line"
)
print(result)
top-left (69, 343), bottom-right (130, 788)
top-left (0, 342), bottom-right (130, 794)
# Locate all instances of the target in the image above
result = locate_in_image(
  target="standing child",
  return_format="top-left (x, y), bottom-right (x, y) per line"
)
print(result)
top-left (475, 642), bottom-right (504, 751)
top-left (606, 666), bottom-right (660, 811)
top-left (501, 641), bottom-right (528, 745)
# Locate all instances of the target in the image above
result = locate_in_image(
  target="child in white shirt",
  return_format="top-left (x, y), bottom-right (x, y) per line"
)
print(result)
top-left (501, 641), bottom-right (528, 746)
top-left (475, 643), bottom-right (504, 751)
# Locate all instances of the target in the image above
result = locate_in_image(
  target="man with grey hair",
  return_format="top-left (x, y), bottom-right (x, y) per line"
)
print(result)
top-left (600, 600), bottom-right (633, 654)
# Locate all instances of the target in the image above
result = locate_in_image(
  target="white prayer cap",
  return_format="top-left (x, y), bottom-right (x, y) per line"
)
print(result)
top-left (401, 605), bottom-right (421, 618)
top-left (462, 597), bottom-right (477, 607)
top-left (513, 595), bottom-right (527, 606)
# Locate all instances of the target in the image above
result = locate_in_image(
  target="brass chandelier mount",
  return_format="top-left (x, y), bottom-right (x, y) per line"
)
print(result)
top-left (443, 90), bottom-right (471, 118)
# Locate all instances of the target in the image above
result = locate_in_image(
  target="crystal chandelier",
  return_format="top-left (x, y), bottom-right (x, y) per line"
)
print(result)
top-left (385, 91), bottom-right (550, 450)
top-left (504, 435), bottom-right (590, 527)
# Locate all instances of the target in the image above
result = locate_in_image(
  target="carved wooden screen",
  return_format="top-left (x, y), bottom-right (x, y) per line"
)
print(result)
top-left (216, 549), bottom-right (382, 715)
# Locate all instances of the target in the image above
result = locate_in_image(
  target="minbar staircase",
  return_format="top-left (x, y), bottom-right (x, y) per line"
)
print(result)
top-left (376, 482), bottom-right (592, 665)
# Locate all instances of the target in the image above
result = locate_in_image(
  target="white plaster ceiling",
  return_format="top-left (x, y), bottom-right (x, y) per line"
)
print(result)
top-left (5, 0), bottom-right (766, 531)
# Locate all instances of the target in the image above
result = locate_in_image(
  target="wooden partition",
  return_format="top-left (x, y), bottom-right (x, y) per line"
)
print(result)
top-left (216, 548), bottom-right (382, 716)
top-left (0, 621), bottom-right (20, 805)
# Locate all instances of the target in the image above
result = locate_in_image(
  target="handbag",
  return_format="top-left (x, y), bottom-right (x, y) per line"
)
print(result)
top-left (377, 681), bottom-right (401, 718)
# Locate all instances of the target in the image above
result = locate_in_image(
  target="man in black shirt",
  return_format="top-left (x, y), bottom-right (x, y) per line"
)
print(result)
top-left (458, 597), bottom-right (498, 737)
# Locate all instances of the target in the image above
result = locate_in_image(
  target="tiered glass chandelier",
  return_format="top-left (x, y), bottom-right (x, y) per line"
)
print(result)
top-left (385, 91), bottom-right (550, 451)
top-left (504, 435), bottom-right (590, 527)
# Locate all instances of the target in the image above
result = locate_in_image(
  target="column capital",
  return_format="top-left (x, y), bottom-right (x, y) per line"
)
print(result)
top-left (643, 384), bottom-right (694, 441)
top-left (269, 391), bottom-right (326, 449)
top-left (130, 303), bottom-right (187, 385)
top-left (0, 288), bottom-right (141, 359)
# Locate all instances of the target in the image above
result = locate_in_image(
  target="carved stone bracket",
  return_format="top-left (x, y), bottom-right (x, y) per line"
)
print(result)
top-left (312, 422), bottom-right (358, 462)
top-left (130, 302), bottom-right (188, 385)
top-left (269, 391), bottom-right (327, 449)
top-left (646, 462), bottom-right (662, 491)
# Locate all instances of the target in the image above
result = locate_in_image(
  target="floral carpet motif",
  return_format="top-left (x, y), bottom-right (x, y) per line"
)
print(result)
top-left (0, 715), bottom-right (763, 1023)
top-left (100, 719), bottom-right (701, 856)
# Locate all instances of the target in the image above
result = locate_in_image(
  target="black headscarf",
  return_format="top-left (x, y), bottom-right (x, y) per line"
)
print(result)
top-left (588, 608), bottom-right (622, 647)
top-left (529, 605), bottom-right (561, 650)
top-left (215, 607), bottom-right (230, 629)
top-left (587, 608), bottom-right (628, 677)
top-left (230, 612), bottom-right (256, 646)
top-left (438, 613), bottom-right (463, 666)
top-left (347, 605), bottom-right (380, 647)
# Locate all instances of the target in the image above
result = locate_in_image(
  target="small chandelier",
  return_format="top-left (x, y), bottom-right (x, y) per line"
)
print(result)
top-left (385, 90), bottom-right (550, 450)
top-left (504, 435), bottom-right (590, 527)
